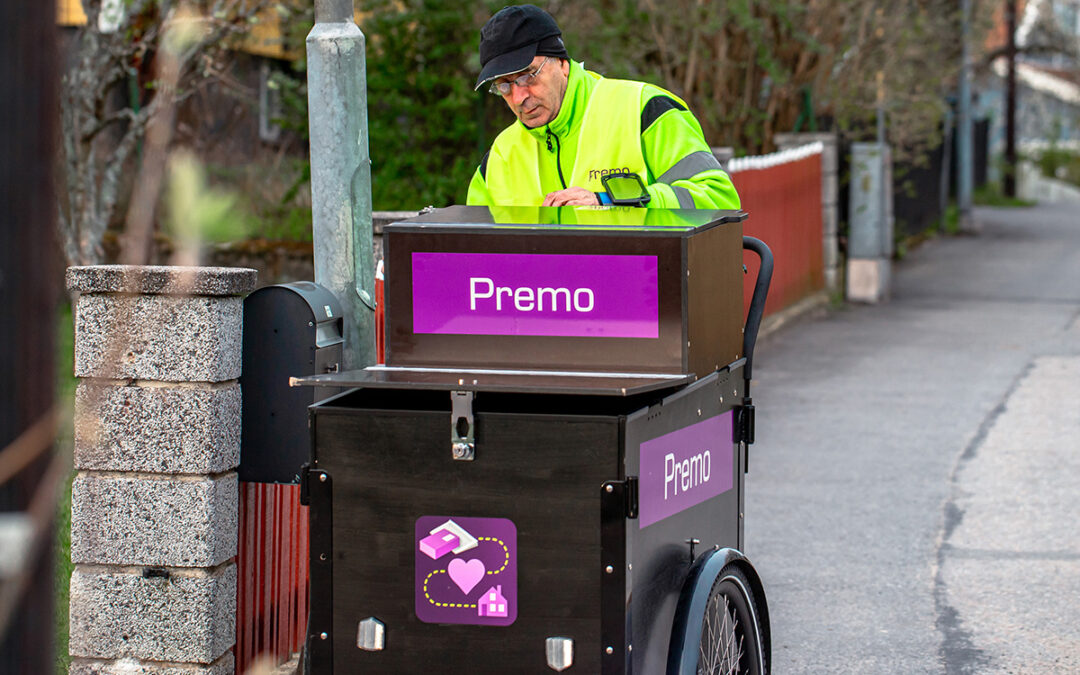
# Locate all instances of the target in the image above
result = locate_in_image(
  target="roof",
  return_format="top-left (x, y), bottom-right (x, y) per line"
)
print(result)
top-left (993, 57), bottom-right (1080, 105)
top-left (57, 0), bottom-right (87, 26)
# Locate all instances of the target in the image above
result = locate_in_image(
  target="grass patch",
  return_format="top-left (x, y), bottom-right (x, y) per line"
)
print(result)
top-left (974, 183), bottom-right (1035, 207)
top-left (939, 203), bottom-right (961, 235)
top-left (54, 470), bottom-right (74, 675)
top-left (54, 301), bottom-right (76, 675)
top-left (828, 285), bottom-right (847, 310)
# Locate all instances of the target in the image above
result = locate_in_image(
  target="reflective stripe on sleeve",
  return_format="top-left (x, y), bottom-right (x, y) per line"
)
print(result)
top-left (657, 150), bottom-right (723, 184)
top-left (672, 186), bottom-right (695, 209)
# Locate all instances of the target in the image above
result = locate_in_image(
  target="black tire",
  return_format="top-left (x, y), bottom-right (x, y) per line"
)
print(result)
top-left (696, 564), bottom-right (766, 675)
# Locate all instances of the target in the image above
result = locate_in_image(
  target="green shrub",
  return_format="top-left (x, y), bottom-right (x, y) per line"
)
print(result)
top-left (1036, 146), bottom-right (1080, 186)
top-left (270, 0), bottom-right (507, 212)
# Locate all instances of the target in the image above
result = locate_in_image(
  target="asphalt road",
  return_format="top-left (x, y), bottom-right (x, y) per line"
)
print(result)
top-left (742, 202), bottom-right (1080, 673)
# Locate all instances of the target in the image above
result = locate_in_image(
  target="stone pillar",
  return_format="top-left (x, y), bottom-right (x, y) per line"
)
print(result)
top-left (774, 132), bottom-right (840, 294)
top-left (845, 143), bottom-right (894, 303)
top-left (66, 265), bottom-right (256, 675)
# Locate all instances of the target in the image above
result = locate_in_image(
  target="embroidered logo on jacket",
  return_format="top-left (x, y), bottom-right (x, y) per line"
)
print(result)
top-left (588, 167), bottom-right (632, 181)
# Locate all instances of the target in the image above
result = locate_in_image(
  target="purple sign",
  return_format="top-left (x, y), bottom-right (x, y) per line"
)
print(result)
top-left (415, 515), bottom-right (517, 626)
top-left (411, 252), bottom-right (658, 338)
top-left (638, 413), bottom-right (734, 528)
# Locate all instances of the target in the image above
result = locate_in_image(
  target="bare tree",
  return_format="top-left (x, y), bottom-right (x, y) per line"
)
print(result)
top-left (59, 0), bottom-right (270, 267)
top-left (559, 0), bottom-right (1000, 158)
top-left (636, 0), bottom-right (850, 151)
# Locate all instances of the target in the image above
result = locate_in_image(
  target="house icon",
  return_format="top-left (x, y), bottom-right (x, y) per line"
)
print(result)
top-left (477, 585), bottom-right (509, 618)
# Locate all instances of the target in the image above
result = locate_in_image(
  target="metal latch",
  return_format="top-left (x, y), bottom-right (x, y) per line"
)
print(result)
top-left (734, 398), bottom-right (756, 473)
top-left (602, 477), bottom-right (639, 519)
top-left (451, 390), bottom-right (475, 461)
top-left (735, 400), bottom-right (755, 445)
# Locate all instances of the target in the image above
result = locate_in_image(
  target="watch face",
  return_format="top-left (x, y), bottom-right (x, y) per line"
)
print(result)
top-left (604, 173), bottom-right (648, 203)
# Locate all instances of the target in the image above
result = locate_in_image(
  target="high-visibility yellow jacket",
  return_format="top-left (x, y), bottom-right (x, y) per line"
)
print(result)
top-left (467, 60), bottom-right (740, 209)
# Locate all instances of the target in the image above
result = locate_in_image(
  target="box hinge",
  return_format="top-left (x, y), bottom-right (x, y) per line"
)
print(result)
top-left (735, 399), bottom-right (755, 446)
top-left (299, 463), bottom-right (311, 505)
top-left (305, 465), bottom-right (333, 672)
top-left (603, 477), bottom-right (638, 520)
top-left (625, 476), bottom-right (639, 519)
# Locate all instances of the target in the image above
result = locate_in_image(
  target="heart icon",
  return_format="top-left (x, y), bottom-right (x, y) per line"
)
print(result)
top-left (447, 558), bottom-right (486, 595)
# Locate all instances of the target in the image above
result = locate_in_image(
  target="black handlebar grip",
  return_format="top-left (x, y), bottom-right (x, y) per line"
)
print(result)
top-left (742, 236), bottom-right (773, 384)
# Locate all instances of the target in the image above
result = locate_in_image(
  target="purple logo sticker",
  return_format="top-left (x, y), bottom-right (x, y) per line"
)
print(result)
top-left (415, 515), bottom-right (517, 626)
top-left (638, 413), bottom-right (734, 528)
top-left (411, 252), bottom-right (658, 338)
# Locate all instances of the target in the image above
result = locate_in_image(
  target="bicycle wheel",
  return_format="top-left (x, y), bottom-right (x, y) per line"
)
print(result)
top-left (696, 564), bottom-right (765, 675)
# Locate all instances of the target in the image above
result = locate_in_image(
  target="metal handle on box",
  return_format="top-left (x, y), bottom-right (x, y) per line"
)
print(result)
top-left (741, 236), bottom-right (774, 390)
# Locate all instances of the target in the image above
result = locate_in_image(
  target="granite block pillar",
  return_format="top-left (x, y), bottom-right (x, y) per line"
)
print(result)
top-left (66, 265), bottom-right (256, 675)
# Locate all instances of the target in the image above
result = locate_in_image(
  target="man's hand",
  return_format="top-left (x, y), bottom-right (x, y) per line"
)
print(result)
top-left (542, 187), bottom-right (599, 207)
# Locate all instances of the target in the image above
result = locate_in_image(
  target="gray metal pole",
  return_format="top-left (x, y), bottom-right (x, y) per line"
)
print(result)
top-left (958, 0), bottom-right (974, 228)
top-left (307, 0), bottom-right (376, 370)
top-left (940, 104), bottom-right (955, 233)
top-left (1004, 0), bottom-right (1018, 197)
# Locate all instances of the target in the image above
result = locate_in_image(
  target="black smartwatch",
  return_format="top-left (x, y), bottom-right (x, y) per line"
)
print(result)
top-left (601, 171), bottom-right (651, 207)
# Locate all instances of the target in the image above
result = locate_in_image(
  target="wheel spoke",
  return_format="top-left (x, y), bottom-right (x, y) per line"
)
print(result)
top-left (699, 592), bottom-right (744, 674)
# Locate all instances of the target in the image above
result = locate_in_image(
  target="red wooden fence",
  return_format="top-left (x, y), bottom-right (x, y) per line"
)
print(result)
top-left (236, 483), bottom-right (309, 674)
top-left (730, 146), bottom-right (825, 318)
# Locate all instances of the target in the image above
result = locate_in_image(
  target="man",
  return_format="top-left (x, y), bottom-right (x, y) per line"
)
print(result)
top-left (467, 4), bottom-right (740, 210)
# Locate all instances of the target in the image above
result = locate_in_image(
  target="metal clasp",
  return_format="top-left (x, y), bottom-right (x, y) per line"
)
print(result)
top-left (451, 390), bottom-right (475, 461)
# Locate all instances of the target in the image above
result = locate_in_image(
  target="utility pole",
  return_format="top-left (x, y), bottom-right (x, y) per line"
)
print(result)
top-left (1004, 0), bottom-right (1018, 197)
top-left (939, 104), bottom-right (955, 234)
top-left (958, 0), bottom-right (974, 228)
top-left (307, 0), bottom-right (377, 370)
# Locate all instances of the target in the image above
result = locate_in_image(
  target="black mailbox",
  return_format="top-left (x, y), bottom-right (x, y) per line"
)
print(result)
top-left (240, 281), bottom-right (343, 483)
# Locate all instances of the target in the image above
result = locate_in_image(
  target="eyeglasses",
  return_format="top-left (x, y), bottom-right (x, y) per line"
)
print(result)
top-left (488, 58), bottom-right (551, 96)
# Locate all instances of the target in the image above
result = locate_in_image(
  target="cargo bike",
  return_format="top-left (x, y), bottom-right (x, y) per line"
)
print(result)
top-left (293, 206), bottom-right (774, 674)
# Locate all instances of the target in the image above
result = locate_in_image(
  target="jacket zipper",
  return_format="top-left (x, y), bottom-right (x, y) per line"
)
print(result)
top-left (546, 127), bottom-right (567, 190)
